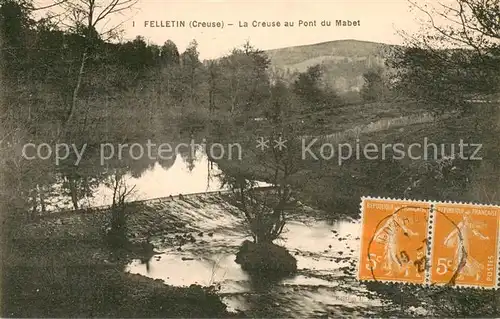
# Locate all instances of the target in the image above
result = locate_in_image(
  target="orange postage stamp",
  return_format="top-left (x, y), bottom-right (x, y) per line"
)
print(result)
top-left (430, 203), bottom-right (500, 288)
top-left (358, 197), bottom-right (431, 284)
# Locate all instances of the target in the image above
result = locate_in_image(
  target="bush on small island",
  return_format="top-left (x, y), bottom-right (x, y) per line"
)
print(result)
top-left (235, 239), bottom-right (297, 276)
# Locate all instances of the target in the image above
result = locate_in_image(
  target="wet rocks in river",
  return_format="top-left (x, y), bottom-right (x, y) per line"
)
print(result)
top-left (235, 240), bottom-right (297, 276)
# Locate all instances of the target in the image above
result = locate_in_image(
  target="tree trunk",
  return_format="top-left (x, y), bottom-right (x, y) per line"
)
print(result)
top-left (66, 176), bottom-right (79, 210)
top-left (37, 184), bottom-right (46, 213)
top-left (30, 189), bottom-right (37, 220)
top-left (65, 50), bottom-right (88, 128)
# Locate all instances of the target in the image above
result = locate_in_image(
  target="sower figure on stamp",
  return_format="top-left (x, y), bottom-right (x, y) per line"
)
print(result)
top-left (444, 212), bottom-right (489, 281)
top-left (374, 214), bottom-right (419, 276)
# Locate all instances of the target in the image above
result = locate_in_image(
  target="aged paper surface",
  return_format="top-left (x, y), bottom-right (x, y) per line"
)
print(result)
top-left (1, 0), bottom-right (500, 317)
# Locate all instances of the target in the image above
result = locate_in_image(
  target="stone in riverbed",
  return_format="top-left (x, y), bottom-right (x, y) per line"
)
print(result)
top-left (235, 240), bottom-right (297, 275)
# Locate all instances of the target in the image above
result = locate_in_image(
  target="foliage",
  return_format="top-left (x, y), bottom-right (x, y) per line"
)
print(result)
top-left (387, 0), bottom-right (500, 114)
top-left (389, 46), bottom-right (499, 114)
top-left (235, 240), bottom-right (297, 275)
top-left (360, 67), bottom-right (390, 102)
top-left (292, 64), bottom-right (342, 114)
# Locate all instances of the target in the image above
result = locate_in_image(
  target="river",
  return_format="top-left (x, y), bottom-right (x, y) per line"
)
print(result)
top-left (41, 148), bottom-right (423, 317)
top-left (116, 157), bottom-right (405, 318)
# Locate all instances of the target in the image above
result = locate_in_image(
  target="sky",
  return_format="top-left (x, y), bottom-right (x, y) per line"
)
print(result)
top-left (37, 0), bottom-right (429, 59)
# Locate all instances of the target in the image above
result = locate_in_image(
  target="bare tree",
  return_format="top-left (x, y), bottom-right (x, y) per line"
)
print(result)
top-left (104, 169), bottom-right (136, 241)
top-left (47, 0), bottom-right (138, 127)
top-left (218, 76), bottom-right (302, 245)
top-left (218, 168), bottom-right (290, 244)
top-left (405, 0), bottom-right (500, 53)
top-left (388, 0), bottom-right (500, 114)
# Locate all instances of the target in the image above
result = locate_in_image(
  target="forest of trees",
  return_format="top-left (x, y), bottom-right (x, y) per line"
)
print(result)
top-left (0, 0), bottom-right (353, 247)
top-left (0, 0), bottom-right (349, 147)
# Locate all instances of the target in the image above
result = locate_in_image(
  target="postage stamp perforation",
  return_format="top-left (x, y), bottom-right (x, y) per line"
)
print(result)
top-left (433, 199), bottom-right (500, 288)
top-left (359, 197), bottom-right (431, 285)
top-left (356, 197), bottom-right (365, 282)
top-left (497, 211), bottom-right (500, 289)
top-left (360, 195), bottom-right (430, 204)
top-left (425, 203), bottom-right (436, 285)
top-left (432, 199), bottom-right (500, 208)
top-left (429, 282), bottom-right (497, 290)
top-left (358, 279), bottom-right (425, 288)
top-left (434, 201), bottom-right (499, 289)
top-left (358, 196), bottom-right (431, 282)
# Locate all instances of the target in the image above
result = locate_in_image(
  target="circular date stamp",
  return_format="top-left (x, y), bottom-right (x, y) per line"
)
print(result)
top-left (358, 198), bottom-right (431, 284)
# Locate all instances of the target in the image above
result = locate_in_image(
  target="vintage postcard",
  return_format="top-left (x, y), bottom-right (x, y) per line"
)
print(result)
top-left (1, 0), bottom-right (500, 318)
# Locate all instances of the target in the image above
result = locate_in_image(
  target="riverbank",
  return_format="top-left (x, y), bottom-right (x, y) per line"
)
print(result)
top-left (7, 187), bottom-right (500, 317)
top-left (3, 193), bottom-right (253, 317)
top-left (3, 191), bottom-right (370, 317)
top-left (4, 261), bottom-right (232, 318)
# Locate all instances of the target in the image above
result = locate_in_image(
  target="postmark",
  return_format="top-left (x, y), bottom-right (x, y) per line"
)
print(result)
top-left (358, 197), bottom-right (430, 284)
top-left (430, 202), bottom-right (500, 288)
top-left (358, 197), bottom-right (500, 289)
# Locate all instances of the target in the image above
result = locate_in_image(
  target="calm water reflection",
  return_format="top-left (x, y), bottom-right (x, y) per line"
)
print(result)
top-left (85, 154), bottom-right (223, 207)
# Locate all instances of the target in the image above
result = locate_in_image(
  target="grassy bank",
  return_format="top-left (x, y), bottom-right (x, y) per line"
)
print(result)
top-left (2, 194), bottom-right (249, 318)
top-left (364, 281), bottom-right (500, 317)
top-left (214, 102), bottom-right (500, 220)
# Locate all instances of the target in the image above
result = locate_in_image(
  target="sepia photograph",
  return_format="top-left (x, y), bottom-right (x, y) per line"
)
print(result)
top-left (1, 0), bottom-right (500, 317)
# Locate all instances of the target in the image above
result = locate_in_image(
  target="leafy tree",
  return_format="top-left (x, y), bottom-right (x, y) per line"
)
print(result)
top-left (179, 39), bottom-right (202, 104)
top-left (292, 64), bottom-right (323, 104)
top-left (160, 39), bottom-right (180, 66)
top-left (389, 46), bottom-right (498, 114)
top-left (215, 41), bottom-right (271, 118)
top-left (388, 0), bottom-right (500, 114)
top-left (360, 67), bottom-right (390, 102)
top-left (218, 75), bottom-right (303, 244)
top-left (0, 0), bottom-right (34, 73)
top-left (292, 64), bottom-right (342, 115)
top-left (118, 36), bottom-right (156, 71)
